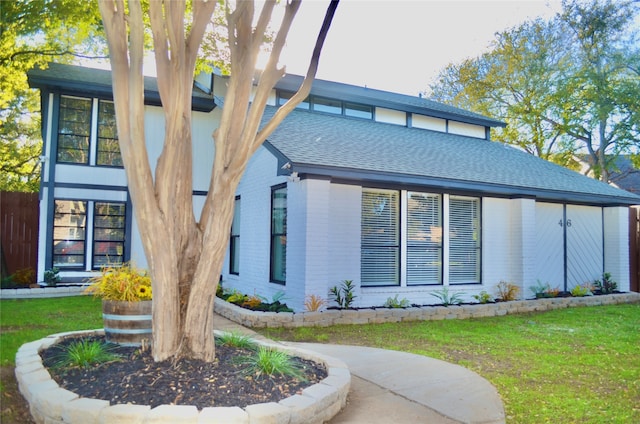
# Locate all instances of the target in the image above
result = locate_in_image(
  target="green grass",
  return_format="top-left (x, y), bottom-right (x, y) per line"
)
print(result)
top-left (260, 303), bottom-right (640, 424)
top-left (1, 296), bottom-right (103, 366)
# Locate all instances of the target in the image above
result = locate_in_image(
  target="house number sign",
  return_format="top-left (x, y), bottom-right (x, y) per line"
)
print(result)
top-left (558, 219), bottom-right (572, 227)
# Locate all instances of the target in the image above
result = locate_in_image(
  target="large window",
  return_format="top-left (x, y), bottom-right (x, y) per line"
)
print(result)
top-left (229, 196), bottom-right (241, 275)
top-left (270, 186), bottom-right (287, 284)
top-left (53, 200), bottom-right (87, 267)
top-left (360, 190), bottom-right (481, 287)
top-left (93, 202), bottom-right (126, 267)
top-left (57, 96), bottom-right (122, 166)
top-left (361, 189), bottom-right (400, 286)
top-left (276, 91), bottom-right (373, 120)
top-left (52, 199), bottom-right (126, 269)
top-left (449, 196), bottom-right (481, 284)
top-left (407, 192), bottom-right (442, 285)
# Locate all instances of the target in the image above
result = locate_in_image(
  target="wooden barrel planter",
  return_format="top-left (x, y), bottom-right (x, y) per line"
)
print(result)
top-left (102, 300), bottom-right (152, 346)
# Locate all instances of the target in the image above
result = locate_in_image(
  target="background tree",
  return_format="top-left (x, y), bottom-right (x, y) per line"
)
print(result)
top-left (99, 0), bottom-right (338, 362)
top-left (429, 0), bottom-right (639, 182)
top-left (0, 0), bottom-right (105, 191)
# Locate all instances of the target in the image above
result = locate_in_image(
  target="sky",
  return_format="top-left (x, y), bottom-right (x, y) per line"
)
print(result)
top-left (272, 0), bottom-right (563, 95)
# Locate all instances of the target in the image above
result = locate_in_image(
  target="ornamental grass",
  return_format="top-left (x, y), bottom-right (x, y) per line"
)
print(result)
top-left (85, 262), bottom-right (152, 302)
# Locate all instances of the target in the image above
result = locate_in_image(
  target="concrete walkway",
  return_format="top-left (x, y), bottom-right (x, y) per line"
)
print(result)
top-left (213, 313), bottom-right (506, 424)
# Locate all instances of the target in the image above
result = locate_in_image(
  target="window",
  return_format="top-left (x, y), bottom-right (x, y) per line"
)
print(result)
top-left (93, 202), bottom-right (126, 267)
top-left (449, 196), bottom-right (481, 284)
top-left (57, 96), bottom-right (122, 166)
top-left (58, 97), bottom-right (91, 164)
top-left (270, 186), bottom-right (287, 284)
top-left (313, 97), bottom-right (342, 114)
top-left (407, 192), bottom-right (442, 285)
top-left (229, 196), bottom-right (241, 275)
top-left (96, 100), bottom-right (122, 166)
top-left (345, 102), bottom-right (373, 119)
top-left (53, 200), bottom-right (87, 267)
top-left (359, 191), bottom-right (481, 287)
top-left (361, 189), bottom-right (400, 286)
top-left (277, 91), bottom-right (309, 109)
top-left (52, 199), bottom-right (126, 269)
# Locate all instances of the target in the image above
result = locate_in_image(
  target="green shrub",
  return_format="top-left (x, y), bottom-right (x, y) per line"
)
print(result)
top-left (50, 338), bottom-right (121, 370)
top-left (236, 346), bottom-right (306, 381)
top-left (430, 287), bottom-right (464, 306)
top-left (472, 291), bottom-right (493, 304)
top-left (328, 280), bottom-right (357, 309)
top-left (594, 272), bottom-right (618, 294)
top-left (384, 294), bottom-right (410, 308)
top-left (216, 332), bottom-right (256, 350)
top-left (570, 284), bottom-right (592, 297)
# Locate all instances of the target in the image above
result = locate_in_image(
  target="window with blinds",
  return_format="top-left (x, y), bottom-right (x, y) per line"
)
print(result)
top-left (407, 192), bottom-right (442, 285)
top-left (449, 196), bottom-right (481, 284)
top-left (361, 189), bottom-right (400, 286)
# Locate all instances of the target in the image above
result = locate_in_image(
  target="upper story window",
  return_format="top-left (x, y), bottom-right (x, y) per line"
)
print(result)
top-left (57, 96), bottom-right (122, 167)
top-left (277, 91), bottom-right (373, 120)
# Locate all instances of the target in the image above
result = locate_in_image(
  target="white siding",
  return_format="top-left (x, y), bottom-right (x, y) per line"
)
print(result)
top-left (603, 207), bottom-right (631, 291)
top-left (535, 203), bottom-right (564, 289)
top-left (55, 165), bottom-right (127, 187)
top-left (448, 120), bottom-right (486, 139)
top-left (566, 205), bottom-right (603, 289)
top-left (511, 199), bottom-right (537, 295)
top-left (481, 198), bottom-right (511, 286)
top-left (412, 114), bottom-right (446, 132)
top-left (375, 107), bottom-right (406, 126)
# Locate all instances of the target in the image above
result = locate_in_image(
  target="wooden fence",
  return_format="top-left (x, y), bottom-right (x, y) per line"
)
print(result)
top-left (1, 192), bottom-right (39, 281)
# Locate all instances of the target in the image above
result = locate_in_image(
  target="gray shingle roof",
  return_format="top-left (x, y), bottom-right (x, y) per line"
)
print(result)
top-left (28, 63), bottom-right (216, 112)
top-left (263, 107), bottom-right (640, 206)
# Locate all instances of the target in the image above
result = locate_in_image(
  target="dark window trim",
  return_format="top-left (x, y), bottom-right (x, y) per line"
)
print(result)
top-left (92, 201), bottom-right (127, 269)
top-left (276, 90), bottom-right (373, 120)
top-left (229, 195), bottom-right (241, 275)
top-left (269, 184), bottom-right (287, 285)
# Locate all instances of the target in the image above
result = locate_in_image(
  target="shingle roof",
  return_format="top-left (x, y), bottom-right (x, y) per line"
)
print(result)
top-left (262, 107), bottom-right (640, 206)
top-left (273, 74), bottom-right (505, 128)
top-left (28, 63), bottom-right (216, 112)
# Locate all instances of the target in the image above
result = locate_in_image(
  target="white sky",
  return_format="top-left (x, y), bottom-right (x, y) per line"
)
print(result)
top-left (275, 0), bottom-right (563, 95)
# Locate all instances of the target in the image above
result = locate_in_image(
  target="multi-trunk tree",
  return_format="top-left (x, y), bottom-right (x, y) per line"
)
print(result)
top-left (99, 0), bottom-right (338, 362)
top-left (429, 0), bottom-right (639, 181)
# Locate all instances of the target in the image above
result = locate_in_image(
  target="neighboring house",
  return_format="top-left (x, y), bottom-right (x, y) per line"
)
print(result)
top-left (29, 63), bottom-right (640, 311)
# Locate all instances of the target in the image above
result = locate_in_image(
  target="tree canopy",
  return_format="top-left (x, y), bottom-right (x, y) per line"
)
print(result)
top-left (429, 0), bottom-right (639, 182)
top-left (0, 0), bottom-right (105, 191)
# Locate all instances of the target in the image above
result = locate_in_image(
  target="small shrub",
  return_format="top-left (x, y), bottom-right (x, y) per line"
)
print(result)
top-left (430, 287), bottom-right (464, 306)
top-left (495, 281), bottom-right (520, 301)
top-left (328, 280), bottom-right (357, 309)
top-left (472, 291), bottom-right (493, 304)
top-left (216, 332), bottom-right (256, 350)
top-left (594, 272), bottom-right (618, 294)
top-left (242, 295), bottom-right (263, 309)
top-left (530, 280), bottom-right (549, 298)
top-left (51, 338), bottom-right (121, 369)
top-left (570, 284), bottom-right (592, 297)
top-left (226, 290), bottom-right (247, 305)
top-left (44, 267), bottom-right (60, 287)
top-left (304, 294), bottom-right (327, 312)
top-left (384, 294), bottom-right (410, 308)
top-left (236, 346), bottom-right (306, 381)
top-left (13, 268), bottom-right (36, 286)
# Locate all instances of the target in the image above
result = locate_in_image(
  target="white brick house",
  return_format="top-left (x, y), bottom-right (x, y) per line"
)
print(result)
top-left (29, 64), bottom-right (640, 311)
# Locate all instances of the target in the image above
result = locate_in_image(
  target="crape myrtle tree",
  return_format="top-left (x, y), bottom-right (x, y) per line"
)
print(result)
top-left (99, 0), bottom-right (339, 362)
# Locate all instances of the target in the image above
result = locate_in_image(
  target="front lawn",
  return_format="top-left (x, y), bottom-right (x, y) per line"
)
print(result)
top-left (260, 303), bottom-right (640, 423)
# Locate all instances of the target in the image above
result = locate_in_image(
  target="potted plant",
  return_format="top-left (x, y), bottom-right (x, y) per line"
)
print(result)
top-left (85, 263), bottom-right (152, 347)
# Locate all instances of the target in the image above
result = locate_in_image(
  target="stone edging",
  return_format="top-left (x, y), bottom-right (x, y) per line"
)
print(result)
top-left (1, 286), bottom-right (88, 300)
top-left (15, 330), bottom-right (350, 424)
top-left (214, 292), bottom-right (640, 329)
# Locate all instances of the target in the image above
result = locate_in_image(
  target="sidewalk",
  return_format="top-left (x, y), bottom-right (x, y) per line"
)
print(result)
top-left (213, 313), bottom-right (506, 424)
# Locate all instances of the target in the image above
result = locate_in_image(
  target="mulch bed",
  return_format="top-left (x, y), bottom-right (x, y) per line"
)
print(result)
top-left (40, 336), bottom-right (327, 410)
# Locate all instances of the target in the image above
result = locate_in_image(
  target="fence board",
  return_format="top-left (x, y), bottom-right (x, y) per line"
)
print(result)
top-left (1, 192), bottom-right (39, 280)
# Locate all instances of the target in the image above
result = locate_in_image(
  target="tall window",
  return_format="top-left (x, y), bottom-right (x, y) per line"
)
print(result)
top-left (229, 196), bottom-right (241, 275)
top-left (52, 199), bottom-right (126, 269)
top-left (58, 97), bottom-right (91, 164)
top-left (407, 192), bottom-right (442, 285)
top-left (57, 96), bottom-right (122, 166)
top-left (53, 200), bottom-right (87, 267)
top-left (270, 186), bottom-right (287, 284)
top-left (93, 202), bottom-right (126, 267)
top-left (449, 196), bottom-right (481, 284)
top-left (361, 189), bottom-right (400, 286)
top-left (96, 100), bottom-right (122, 166)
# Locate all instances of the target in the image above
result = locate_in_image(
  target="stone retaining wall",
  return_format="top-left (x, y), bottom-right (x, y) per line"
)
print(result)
top-left (214, 292), bottom-right (640, 329)
top-left (0, 286), bottom-right (88, 300)
top-left (16, 330), bottom-right (350, 424)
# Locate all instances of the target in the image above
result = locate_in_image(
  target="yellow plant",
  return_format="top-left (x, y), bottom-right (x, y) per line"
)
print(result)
top-left (304, 294), bottom-right (326, 312)
top-left (85, 263), bottom-right (152, 302)
top-left (495, 281), bottom-right (520, 301)
top-left (242, 295), bottom-right (263, 309)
